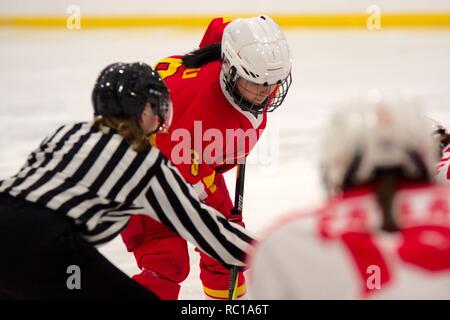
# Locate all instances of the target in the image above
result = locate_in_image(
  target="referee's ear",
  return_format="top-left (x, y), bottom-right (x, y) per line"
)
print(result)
top-left (139, 102), bottom-right (160, 134)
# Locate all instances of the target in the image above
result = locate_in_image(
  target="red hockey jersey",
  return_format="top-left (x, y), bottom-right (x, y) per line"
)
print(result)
top-left (154, 18), bottom-right (267, 217)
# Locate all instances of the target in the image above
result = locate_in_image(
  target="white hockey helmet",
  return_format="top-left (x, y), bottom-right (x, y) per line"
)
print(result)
top-left (320, 90), bottom-right (438, 196)
top-left (221, 15), bottom-right (292, 114)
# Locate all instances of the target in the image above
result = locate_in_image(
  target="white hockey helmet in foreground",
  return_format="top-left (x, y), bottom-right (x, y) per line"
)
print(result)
top-left (320, 90), bottom-right (439, 196)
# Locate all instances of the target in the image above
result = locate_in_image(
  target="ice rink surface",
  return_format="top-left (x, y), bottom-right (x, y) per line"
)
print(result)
top-left (1, 27), bottom-right (450, 299)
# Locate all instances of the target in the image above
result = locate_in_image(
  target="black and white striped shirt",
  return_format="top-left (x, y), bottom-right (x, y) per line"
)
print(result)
top-left (0, 122), bottom-right (253, 268)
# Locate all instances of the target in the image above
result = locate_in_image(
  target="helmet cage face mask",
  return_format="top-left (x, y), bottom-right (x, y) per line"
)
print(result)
top-left (222, 60), bottom-right (292, 114)
top-left (220, 15), bottom-right (292, 114)
top-left (147, 87), bottom-right (173, 133)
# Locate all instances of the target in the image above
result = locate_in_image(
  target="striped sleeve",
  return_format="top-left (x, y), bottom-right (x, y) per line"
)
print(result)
top-left (139, 156), bottom-right (254, 268)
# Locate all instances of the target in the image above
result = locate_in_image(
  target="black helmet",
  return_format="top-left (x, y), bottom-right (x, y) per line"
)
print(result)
top-left (92, 62), bottom-right (172, 132)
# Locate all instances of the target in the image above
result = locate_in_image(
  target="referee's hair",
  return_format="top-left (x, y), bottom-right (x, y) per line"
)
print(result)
top-left (94, 116), bottom-right (151, 153)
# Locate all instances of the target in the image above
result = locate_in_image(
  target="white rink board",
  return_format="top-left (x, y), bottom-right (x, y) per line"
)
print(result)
top-left (1, 0), bottom-right (450, 15)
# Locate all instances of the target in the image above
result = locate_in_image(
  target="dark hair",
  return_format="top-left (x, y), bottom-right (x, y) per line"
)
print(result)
top-left (341, 151), bottom-right (432, 233)
top-left (182, 43), bottom-right (221, 68)
top-left (374, 170), bottom-right (400, 232)
top-left (438, 132), bottom-right (450, 155)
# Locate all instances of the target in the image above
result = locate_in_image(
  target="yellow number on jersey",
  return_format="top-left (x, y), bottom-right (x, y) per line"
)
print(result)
top-left (154, 58), bottom-right (201, 80)
top-left (154, 58), bottom-right (182, 80)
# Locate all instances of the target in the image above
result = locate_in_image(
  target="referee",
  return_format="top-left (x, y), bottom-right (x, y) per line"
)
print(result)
top-left (0, 62), bottom-right (253, 299)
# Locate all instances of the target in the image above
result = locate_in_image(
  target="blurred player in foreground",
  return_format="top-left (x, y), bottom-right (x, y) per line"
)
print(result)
top-left (248, 91), bottom-right (450, 299)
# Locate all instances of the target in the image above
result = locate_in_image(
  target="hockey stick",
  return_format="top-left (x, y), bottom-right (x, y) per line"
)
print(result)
top-left (228, 160), bottom-right (246, 300)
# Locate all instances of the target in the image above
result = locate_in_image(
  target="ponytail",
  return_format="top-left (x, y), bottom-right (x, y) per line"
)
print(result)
top-left (375, 170), bottom-right (399, 232)
top-left (182, 43), bottom-right (221, 68)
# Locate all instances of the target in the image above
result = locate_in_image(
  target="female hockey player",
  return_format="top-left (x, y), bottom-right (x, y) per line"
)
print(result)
top-left (431, 119), bottom-right (450, 184)
top-left (121, 15), bottom-right (292, 299)
top-left (0, 62), bottom-right (254, 299)
top-left (248, 91), bottom-right (450, 299)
